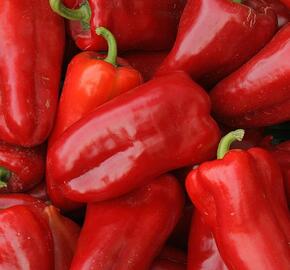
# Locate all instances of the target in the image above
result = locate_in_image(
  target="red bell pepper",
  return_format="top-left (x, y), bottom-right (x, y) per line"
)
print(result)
top-left (49, 27), bottom-right (142, 146)
top-left (262, 138), bottom-right (290, 205)
top-left (0, 194), bottom-right (80, 270)
top-left (244, 0), bottom-right (290, 28)
top-left (49, 0), bottom-right (186, 51)
top-left (186, 130), bottom-right (290, 269)
top-left (0, 205), bottom-right (55, 269)
top-left (188, 211), bottom-right (228, 270)
top-left (156, 0), bottom-right (277, 88)
top-left (0, 142), bottom-right (45, 193)
top-left (122, 51), bottom-right (168, 82)
top-left (0, 0), bottom-right (65, 147)
top-left (210, 23), bottom-right (290, 127)
top-left (47, 72), bottom-right (220, 206)
top-left (47, 27), bottom-right (142, 211)
top-left (70, 174), bottom-right (184, 270)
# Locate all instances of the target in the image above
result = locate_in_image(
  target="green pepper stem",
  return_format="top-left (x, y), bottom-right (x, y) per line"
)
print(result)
top-left (95, 27), bottom-right (118, 66)
top-left (49, 0), bottom-right (91, 27)
top-left (217, 129), bottom-right (245, 159)
top-left (232, 0), bottom-right (242, 3)
top-left (0, 167), bottom-right (11, 188)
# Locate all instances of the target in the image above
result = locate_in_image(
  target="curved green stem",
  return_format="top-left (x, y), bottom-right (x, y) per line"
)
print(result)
top-left (0, 167), bottom-right (11, 188)
top-left (232, 0), bottom-right (242, 3)
top-left (49, 0), bottom-right (91, 28)
top-left (96, 27), bottom-right (118, 66)
top-left (217, 129), bottom-right (245, 159)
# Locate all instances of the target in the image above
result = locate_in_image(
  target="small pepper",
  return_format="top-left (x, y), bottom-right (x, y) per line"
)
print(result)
top-left (0, 0), bottom-right (65, 146)
top-left (49, 0), bottom-right (186, 51)
top-left (186, 130), bottom-right (290, 269)
top-left (156, 0), bottom-right (277, 88)
top-left (210, 24), bottom-right (290, 127)
top-left (0, 142), bottom-right (45, 193)
top-left (47, 72), bottom-right (220, 205)
top-left (70, 175), bottom-right (184, 270)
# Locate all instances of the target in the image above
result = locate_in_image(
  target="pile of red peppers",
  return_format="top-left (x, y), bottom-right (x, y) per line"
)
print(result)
top-left (0, 0), bottom-right (290, 269)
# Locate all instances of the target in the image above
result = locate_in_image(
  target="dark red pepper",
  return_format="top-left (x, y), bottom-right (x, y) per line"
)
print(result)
top-left (50, 0), bottom-right (186, 51)
top-left (186, 130), bottom-right (290, 269)
top-left (262, 138), bottom-right (290, 205)
top-left (27, 181), bottom-right (49, 202)
top-left (122, 51), bottom-right (168, 82)
top-left (210, 24), bottom-right (290, 127)
top-left (0, 142), bottom-right (45, 193)
top-left (156, 0), bottom-right (277, 88)
top-left (47, 72), bottom-right (220, 207)
top-left (0, 0), bottom-right (65, 147)
top-left (70, 175), bottom-right (184, 270)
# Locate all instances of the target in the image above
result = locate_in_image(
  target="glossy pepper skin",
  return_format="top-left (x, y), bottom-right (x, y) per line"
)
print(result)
top-left (0, 194), bottom-right (80, 270)
top-left (188, 211), bottom-right (228, 270)
top-left (47, 72), bottom-right (220, 205)
top-left (50, 0), bottom-right (186, 51)
top-left (0, 0), bottom-right (65, 147)
top-left (211, 24), bottom-right (290, 127)
top-left (186, 131), bottom-right (290, 270)
top-left (122, 51), bottom-right (168, 82)
top-left (70, 175), bottom-right (184, 270)
top-left (156, 0), bottom-right (277, 88)
top-left (0, 142), bottom-right (45, 193)
top-left (280, 0), bottom-right (290, 9)
top-left (49, 27), bottom-right (143, 146)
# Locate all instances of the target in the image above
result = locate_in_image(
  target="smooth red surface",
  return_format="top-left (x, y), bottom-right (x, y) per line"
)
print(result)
top-left (211, 24), bottom-right (290, 127)
top-left (0, 194), bottom-right (46, 210)
top-left (156, 0), bottom-right (277, 88)
top-left (122, 51), bottom-right (168, 82)
top-left (280, 0), bottom-right (290, 9)
top-left (0, 0), bottom-right (65, 147)
top-left (188, 212), bottom-right (228, 270)
top-left (0, 142), bottom-right (45, 193)
top-left (27, 181), bottom-right (49, 202)
top-left (47, 72), bottom-right (220, 204)
top-left (0, 205), bottom-right (54, 270)
top-left (70, 175), bottom-right (184, 270)
top-left (64, 0), bottom-right (186, 51)
top-left (186, 148), bottom-right (290, 270)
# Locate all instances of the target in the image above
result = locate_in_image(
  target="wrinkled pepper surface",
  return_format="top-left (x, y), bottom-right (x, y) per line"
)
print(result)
top-left (47, 72), bottom-right (220, 205)
top-left (70, 175), bottom-right (184, 270)
top-left (50, 0), bottom-right (186, 51)
top-left (0, 0), bottom-right (65, 147)
top-left (186, 130), bottom-right (290, 270)
top-left (211, 24), bottom-right (290, 127)
top-left (156, 0), bottom-right (277, 88)
top-left (0, 142), bottom-right (45, 193)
